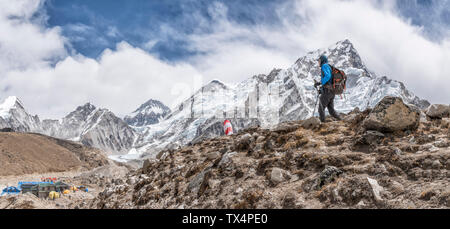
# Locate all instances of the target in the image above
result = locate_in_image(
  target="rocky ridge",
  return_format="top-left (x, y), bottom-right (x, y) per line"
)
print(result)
top-left (86, 97), bottom-right (449, 209)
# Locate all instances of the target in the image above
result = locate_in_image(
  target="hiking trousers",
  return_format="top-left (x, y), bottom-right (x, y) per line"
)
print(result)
top-left (318, 87), bottom-right (341, 122)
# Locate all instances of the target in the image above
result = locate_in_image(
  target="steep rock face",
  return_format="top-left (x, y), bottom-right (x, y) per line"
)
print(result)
top-left (125, 99), bottom-right (171, 127)
top-left (121, 39), bottom-right (430, 161)
top-left (362, 97), bottom-right (420, 132)
top-left (79, 109), bottom-right (137, 154)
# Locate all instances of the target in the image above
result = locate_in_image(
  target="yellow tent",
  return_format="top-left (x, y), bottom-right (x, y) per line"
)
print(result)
top-left (49, 191), bottom-right (60, 200)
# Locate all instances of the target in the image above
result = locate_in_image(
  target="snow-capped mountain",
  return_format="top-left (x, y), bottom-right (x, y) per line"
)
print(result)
top-left (0, 40), bottom-right (430, 162)
top-left (74, 107), bottom-right (138, 154)
top-left (0, 98), bottom-right (137, 155)
top-left (0, 96), bottom-right (41, 132)
top-left (41, 103), bottom-right (97, 140)
top-left (115, 39), bottom-right (429, 161)
top-left (124, 99), bottom-right (171, 127)
top-left (40, 103), bottom-right (138, 154)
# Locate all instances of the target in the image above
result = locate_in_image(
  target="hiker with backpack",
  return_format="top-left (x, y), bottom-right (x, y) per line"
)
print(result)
top-left (314, 55), bottom-right (345, 122)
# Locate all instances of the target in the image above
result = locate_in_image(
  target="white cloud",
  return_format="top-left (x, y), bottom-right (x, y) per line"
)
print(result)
top-left (0, 0), bottom-right (448, 120)
top-left (0, 0), bottom-right (203, 118)
top-left (0, 0), bottom-right (66, 73)
top-left (2, 42), bottom-right (203, 118)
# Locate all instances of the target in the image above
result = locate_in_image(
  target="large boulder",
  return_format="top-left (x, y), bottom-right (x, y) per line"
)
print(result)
top-left (426, 104), bottom-right (450, 119)
top-left (362, 97), bottom-right (420, 132)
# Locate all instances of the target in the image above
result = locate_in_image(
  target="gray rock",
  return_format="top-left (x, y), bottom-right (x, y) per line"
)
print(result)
top-left (434, 140), bottom-right (449, 148)
top-left (426, 104), bottom-right (450, 119)
top-left (432, 160), bottom-right (442, 169)
top-left (360, 130), bottom-right (385, 145)
top-left (367, 177), bottom-right (384, 203)
top-left (301, 117), bottom-right (321, 129)
top-left (206, 151), bottom-right (221, 160)
top-left (391, 181), bottom-right (404, 195)
top-left (362, 97), bottom-right (420, 132)
top-left (394, 147), bottom-right (403, 156)
top-left (356, 200), bottom-right (367, 208)
top-left (254, 142), bottom-right (264, 151)
top-left (207, 179), bottom-right (221, 190)
top-left (273, 123), bottom-right (299, 133)
top-left (218, 152), bottom-right (237, 168)
top-left (318, 166), bottom-right (343, 187)
top-left (187, 168), bottom-right (211, 196)
top-left (270, 167), bottom-right (290, 185)
top-left (126, 177), bottom-right (136, 185)
top-left (142, 159), bottom-right (152, 174)
top-left (236, 133), bottom-right (253, 151)
top-left (256, 136), bottom-right (265, 143)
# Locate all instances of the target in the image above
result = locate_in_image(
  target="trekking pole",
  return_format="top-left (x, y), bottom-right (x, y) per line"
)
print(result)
top-left (312, 91), bottom-right (320, 118)
top-left (311, 80), bottom-right (321, 118)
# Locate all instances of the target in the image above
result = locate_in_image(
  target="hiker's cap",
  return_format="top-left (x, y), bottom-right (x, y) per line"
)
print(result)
top-left (319, 55), bottom-right (328, 65)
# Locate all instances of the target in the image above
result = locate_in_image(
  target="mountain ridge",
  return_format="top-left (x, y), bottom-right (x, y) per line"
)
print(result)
top-left (0, 39), bottom-right (431, 162)
top-left (117, 39), bottom-right (430, 162)
top-left (0, 98), bottom-right (137, 155)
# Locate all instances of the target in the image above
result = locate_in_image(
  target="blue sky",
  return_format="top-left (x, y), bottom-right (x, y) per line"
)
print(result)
top-left (0, 0), bottom-right (449, 118)
top-left (44, 0), bottom-right (449, 60)
top-left (44, 0), bottom-right (286, 60)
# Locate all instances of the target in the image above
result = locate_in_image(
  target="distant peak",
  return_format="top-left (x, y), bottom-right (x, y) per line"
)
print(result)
top-left (340, 39), bottom-right (352, 44)
top-left (333, 39), bottom-right (355, 50)
top-left (209, 79), bottom-right (226, 85)
top-left (75, 102), bottom-right (97, 113)
top-left (206, 79), bottom-right (228, 88)
top-left (127, 98), bottom-right (171, 126)
top-left (134, 99), bottom-right (169, 113)
top-left (82, 102), bottom-right (96, 108)
top-left (143, 99), bottom-right (163, 105)
top-left (0, 96), bottom-right (24, 110)
top-left (4, 96), bottom-right (20, 103)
